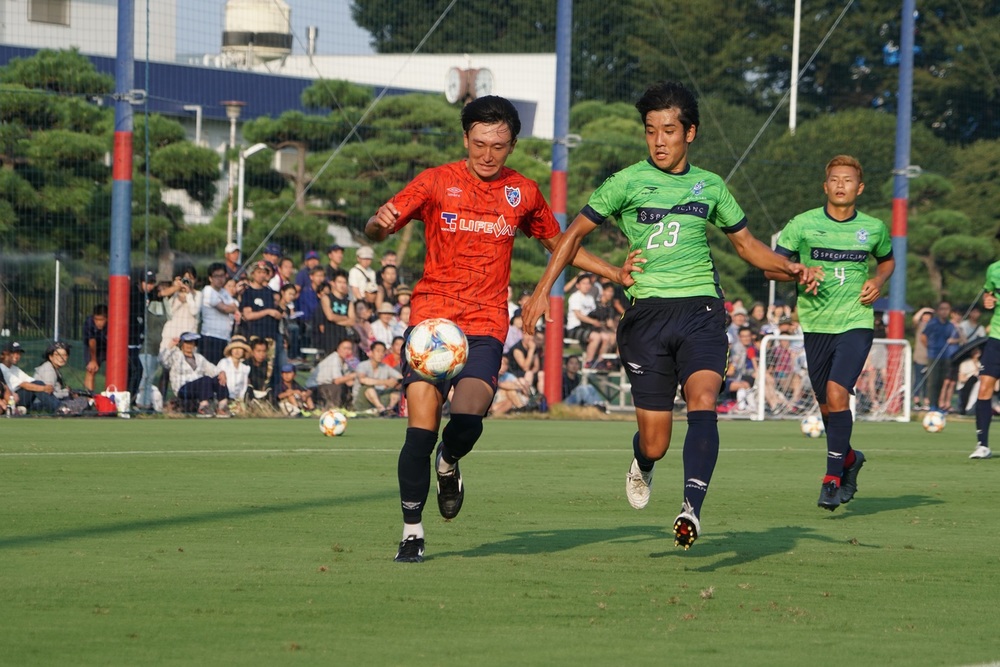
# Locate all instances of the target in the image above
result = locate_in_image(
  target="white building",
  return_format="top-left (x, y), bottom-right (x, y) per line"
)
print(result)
top-left (0, 0), bottom-right (177, 63)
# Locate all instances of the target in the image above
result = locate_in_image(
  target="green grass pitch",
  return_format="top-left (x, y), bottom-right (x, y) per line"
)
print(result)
top-left (1, 415), bottom-right (998, 666)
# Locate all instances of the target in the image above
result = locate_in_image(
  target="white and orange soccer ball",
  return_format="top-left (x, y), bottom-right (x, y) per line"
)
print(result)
top-left (800, 414), bottom-right (825, 438)
top-left (922, 411), bottom-right (946, 433)
top-left (319, 409), bottom-right (348, 437)
top-left (405, 318), bottom-right (469, 382)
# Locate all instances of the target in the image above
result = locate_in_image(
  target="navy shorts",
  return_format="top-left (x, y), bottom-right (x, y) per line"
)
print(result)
top-left (803, 329), bottom-right (874, 404)
top-left (401, 332), bottom-right (502, 397)
top-left (617, 296), bottom-right (728, 411)
top-left (978, 338), bottom-right (1000, 379)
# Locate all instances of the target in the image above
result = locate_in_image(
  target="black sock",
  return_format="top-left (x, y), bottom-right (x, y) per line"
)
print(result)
top-left (682, 411), bottom-right (719, 518)
top-left (632, 431), bottom-right (656, 472)
top-left (397, 427), bottom-right (438, 524)
top-left (825, 410), bottom-right (853, 479)
top-left (976, 398), bottom-right (992, 448)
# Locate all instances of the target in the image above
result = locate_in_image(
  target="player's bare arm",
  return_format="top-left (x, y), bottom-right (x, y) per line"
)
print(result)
top-left (984, 292), bottom-right (996, 310)
top-left (859, 258), bottom-right (895, 306)
top-left (365, 202), bottom-right (400, 242)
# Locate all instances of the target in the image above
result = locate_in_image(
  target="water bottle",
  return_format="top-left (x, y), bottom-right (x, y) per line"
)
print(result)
top-left (538, 395), bottom-right (548, 413)
top-left (6, 397), bottom-right (15, 418)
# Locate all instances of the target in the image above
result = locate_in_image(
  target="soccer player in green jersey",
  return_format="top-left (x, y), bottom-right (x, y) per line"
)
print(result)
top-left (768, 155), bottom-right (895, 511)
top-left (522, 81), bottom-right (812, 549)
top-left (970, 255), bottom-right (1000, 460)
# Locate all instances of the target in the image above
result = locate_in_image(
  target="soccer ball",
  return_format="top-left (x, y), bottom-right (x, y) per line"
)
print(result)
top-left (922, 411), bottom-right (946, 433)
top-left (800, 414), bottom-right (825, 438)
top-left (319, 409), bottom-right (347, 437)
top-left (405, 318), bottom-right (469, 381)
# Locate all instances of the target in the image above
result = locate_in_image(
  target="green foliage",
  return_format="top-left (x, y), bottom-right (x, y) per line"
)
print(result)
top-left (148, 142), bottom-right (220, 208)
top-left (301, 78), bottom-right (374, 110)
top-left (133, 114), bottom-right (188, 155)
top-left (947, 139), bottom-right (1000, 232)
top-left (0, 47), bottom-right (113, 95)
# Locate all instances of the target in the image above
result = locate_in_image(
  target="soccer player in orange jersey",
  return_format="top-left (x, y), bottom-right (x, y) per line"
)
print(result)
top-left (366, 96), bottom-right (638, 563)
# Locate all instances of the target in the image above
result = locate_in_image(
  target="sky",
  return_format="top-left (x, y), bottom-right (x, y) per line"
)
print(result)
top-left (175, 0), bottom-right (374, 57)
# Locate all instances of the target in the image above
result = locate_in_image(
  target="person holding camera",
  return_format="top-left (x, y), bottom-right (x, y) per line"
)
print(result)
top-left (160, 267), bottom-right (202, 354)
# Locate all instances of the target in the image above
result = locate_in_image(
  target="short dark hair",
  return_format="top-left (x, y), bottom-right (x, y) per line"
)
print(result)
top-left (636, 82), bottom-right (700, 134)
top-left (461, 95), bottom-right (521, 140)
top-left (207, 262), bottom-right (226, 277)
top-left (250, 337), bottom-right (269, 350)
top-left (370, 341), bottom-right (387, 352)
top-left (93, 303), bottom-right (108, 316)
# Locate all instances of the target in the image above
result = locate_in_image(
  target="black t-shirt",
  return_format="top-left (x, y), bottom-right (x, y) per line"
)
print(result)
top-left (241, 286), bottom-right (279, 340)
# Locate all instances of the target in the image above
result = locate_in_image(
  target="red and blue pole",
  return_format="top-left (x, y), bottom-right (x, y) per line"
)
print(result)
top-left (543, 0), bottom-right (573, 407)
top-left (107, 0), bottom-right (135, 390)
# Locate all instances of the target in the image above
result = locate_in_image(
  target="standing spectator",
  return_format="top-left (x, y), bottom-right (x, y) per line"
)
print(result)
top-left (314, 338), bottom-right (357, 409)
top-left (748, 301), bottom-right (768, 335)
top-left (566, 273), bottom-right (607, 368)
top-left (262, 242), bottom-right (282, 274)
top-left (314, 270), bottom-right (355, 356)
top-left (911, 306), bottom-right (934, 410)
top-left (277, 363), bottom-right (315, 416)
top-left (1, 342), bottom-right (58, 413)
top-left (348, 245), bottom-right (377, 302)
top-left (295, 250), bottom-right (321, 291)
top-left (82, 303), bottom-right (108, 392)
top-left (216, 335), bottom-right (251, 404)
top-left (960, 305), bottom-right (986, 341)
top-left (371, 303), bottom-right (399, 348)
top-left (353, 340), bottom-right (403, 414)
top-left (921, 301), bottom-right (961, 413)
top-left (160, 268), bottom-right (202, 353)
top-left (268, 256), bottom-right (296, 294)
top-left (768, 154), bottom-right (894, 511)
top-left (159, 332), bottom-right (230, 417)
top-left (128, 269), bottom-right (160, 398)
top-left (323, 243), bottom-right (345, 282)
top-left (366, 95), bottom-right (633, 563)
top-left (724, 327), bottom-right (758, 411)
top-left (727, 305), bottom-right (749, 344)
top-left (521, 82), bottom-right (808, 549)
top-left (375, 265), bottom-right (400, 312)
top-left (136, 280), bottom-right (168, 410)
top-left (351, 301), bottom-right (375, 360)
top-left (200, 262), bottom-right (239, 364)
top-left (277, 283), bottom-right (303, 361)
top-left (224, 242), bottom-right (246, 282)
top-left (241, 261), bottom-right (284, 389)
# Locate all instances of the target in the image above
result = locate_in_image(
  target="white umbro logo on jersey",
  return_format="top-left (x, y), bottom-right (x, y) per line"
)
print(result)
top-left (627, 362), bottom-right (644, 375)
top-left (446, 187), bottom-right (462, 197)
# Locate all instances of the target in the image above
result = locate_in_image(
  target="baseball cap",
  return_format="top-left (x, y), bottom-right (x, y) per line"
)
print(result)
top-left (3, 341), bottom-right (23, 353)
top-left (280, 363), bottom-right (295, 373)
top-left (356, 245), bottom-right (375, 260)
top-left (327, 243), bottom-right (344, 253)
top-left (179, 332), bottom-right (201, 343)
top-left (731, 306), bottom-right (748, 316)
top-left (143, 269), bottom-right (157, 283)
top-left (224, 242), bottom-right (240, 255)
top-left (264, 243), bottom-right (282, 256)
top-left (305, 250), bottom-right (319, 260)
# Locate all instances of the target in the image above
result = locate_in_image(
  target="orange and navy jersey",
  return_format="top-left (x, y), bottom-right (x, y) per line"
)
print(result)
top-left (390, 160), bottom-right (560, 342)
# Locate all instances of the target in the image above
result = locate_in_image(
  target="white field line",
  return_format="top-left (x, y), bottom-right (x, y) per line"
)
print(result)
top-left (0, 447), bottom-right (964, 458)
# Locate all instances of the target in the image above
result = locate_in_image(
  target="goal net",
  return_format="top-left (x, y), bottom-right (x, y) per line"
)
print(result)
top-left (746, 335), bottom-right (911, 423)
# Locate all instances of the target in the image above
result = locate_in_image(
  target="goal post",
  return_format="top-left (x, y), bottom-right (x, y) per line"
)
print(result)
top-left (751, 335), bottom-right (911, 422)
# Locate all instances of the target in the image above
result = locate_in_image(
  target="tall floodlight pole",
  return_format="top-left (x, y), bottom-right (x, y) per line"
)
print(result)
top-left (222, 100), bottom-right (246, 245)
top-left (543, 0), bottom-right (573, 407)
top-left (888, 0), bottom-right (915, 340)
top-left (107, 0), bottom-right (135, 391)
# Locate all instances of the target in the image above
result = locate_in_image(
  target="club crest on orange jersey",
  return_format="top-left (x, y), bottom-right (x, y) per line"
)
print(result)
top-left (505, 186), bottom-right (521, 207)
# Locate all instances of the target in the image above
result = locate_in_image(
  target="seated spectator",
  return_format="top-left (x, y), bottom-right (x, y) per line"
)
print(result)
top-left (353, 341), bottom-right (403, 415)
top-left (352, 301), bottom-right (375, 360)
top-left (507, 328), bottom-right (541, 394)
top-left (566, 274), bottom-right (610, 368)
top-left (159, 332), bottom-right (230, 417)
top-left (83, 303), bottom-right (108, 392)
top-left (395, 284), bottom-right (412, 312)
top-left (724, 326), bottom-right (758, 411)
top-left (277, 363), bottom-right (315, 417)
top-left (313, 338), bottom-right (357, 409)
top-left (375, 265), bottom-right (399, 312)
top-left (32, 342), bottom-right (77, 412)
top-left (490, 356), bottom-right (532, 416)
top-left (1, 341), bottom-right (58, 414)
top-left (562, 355), bottom-right (607, 410)
top-left (246, 337), bottom-right (272, 402)
top-left (504, 309), bottom-right (524, 355)
top-left (216, 335), bottom-right (252, 404)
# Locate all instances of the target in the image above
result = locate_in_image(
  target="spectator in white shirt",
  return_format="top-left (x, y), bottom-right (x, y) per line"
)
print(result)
top-left (216, 335), bottom-right (252, 403)
top-left (371, 303), bottom-right (399, 348)
top-left (1, 341), bottom-right (58, 413)
top-left (313, 338), bottom-right (357, 409)
top-left (159, 332), bottom-right (230, 417)
top-left (200, 262), bottom-right (239, 364)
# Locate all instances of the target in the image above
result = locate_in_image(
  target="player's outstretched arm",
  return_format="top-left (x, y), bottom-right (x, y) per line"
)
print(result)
top-left (521, 214), bottom-right (595, 336)
top-left (730, 228), bottom-right (819, 293)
